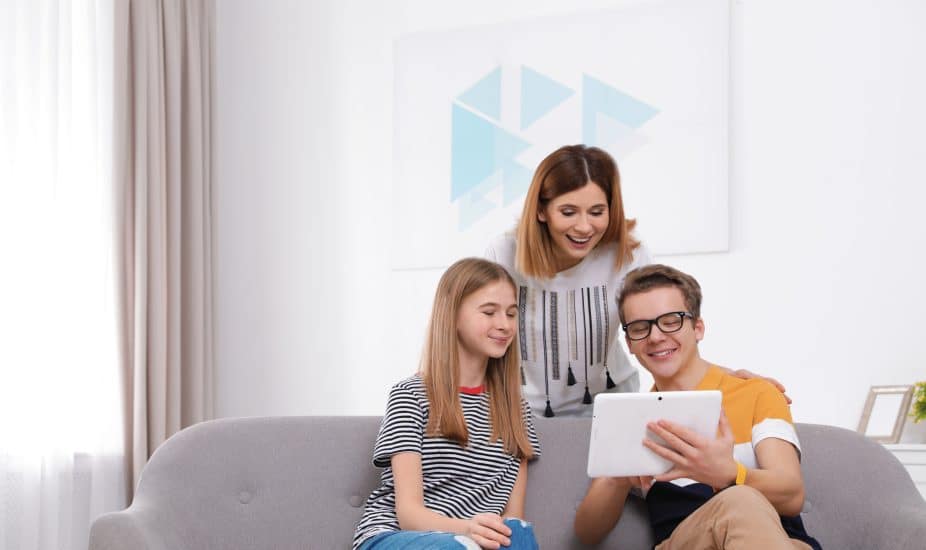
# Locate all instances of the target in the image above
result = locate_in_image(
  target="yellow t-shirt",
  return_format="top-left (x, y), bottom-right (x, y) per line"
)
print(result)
top-left (645, 365), bottom-right (817, 548)
top-left (695, 364), bottom-right (801, 469)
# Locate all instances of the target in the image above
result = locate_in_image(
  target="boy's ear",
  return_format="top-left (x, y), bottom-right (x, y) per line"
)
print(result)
top-left (694, 317), bottom-right (705, 342)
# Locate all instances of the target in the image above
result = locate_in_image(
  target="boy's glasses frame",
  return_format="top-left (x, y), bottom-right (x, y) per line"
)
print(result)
top-left (622, 311), bottom-right (694, 341)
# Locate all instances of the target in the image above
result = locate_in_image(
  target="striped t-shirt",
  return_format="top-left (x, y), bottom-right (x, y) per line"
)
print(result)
top-left (645, 366), bottom-right (821, 549)
top-left (352, 375), bottom-right (542, 550)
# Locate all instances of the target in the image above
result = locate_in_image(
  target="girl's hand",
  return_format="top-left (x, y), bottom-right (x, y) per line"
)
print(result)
top-left (464, 513), bottom-right (512, 549)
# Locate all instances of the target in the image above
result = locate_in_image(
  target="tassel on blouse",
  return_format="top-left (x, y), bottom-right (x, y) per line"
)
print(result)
top-left (544, 400), bottom-right (555, 417)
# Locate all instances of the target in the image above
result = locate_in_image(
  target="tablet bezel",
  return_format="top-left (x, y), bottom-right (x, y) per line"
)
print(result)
top-left (586, 390), bottom-right (722, 477)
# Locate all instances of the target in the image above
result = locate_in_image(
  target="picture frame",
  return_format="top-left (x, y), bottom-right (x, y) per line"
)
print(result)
top-left (391, 0), bottom-right (731, 270)
top-left (857, 385), bottom-right (915, 443)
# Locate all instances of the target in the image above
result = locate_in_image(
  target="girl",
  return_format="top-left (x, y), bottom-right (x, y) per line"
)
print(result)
top-left (486, 145), bottom-right (784, 417)
top-left (485, 144), bottom-right (651, 417)
top-left (353, 258), bottom-right (542, 550)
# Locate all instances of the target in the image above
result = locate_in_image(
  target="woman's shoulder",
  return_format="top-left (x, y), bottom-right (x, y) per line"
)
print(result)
top-left (627, 238), bottom-right (653, 269)
top-left (484, 230), bottom-right (518, 269)
top-left (598, 234), bottom-right (652, 269)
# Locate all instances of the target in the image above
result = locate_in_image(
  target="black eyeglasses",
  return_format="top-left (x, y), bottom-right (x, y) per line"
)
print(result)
top-left (622, 312), bottom-right (694, 341)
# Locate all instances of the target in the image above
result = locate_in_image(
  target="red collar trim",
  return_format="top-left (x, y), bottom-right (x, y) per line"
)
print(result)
top-left (459, 385), bottom-right (485, 395)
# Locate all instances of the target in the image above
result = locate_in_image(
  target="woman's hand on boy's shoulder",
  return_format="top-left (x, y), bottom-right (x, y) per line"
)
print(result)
top-left (728, 368), bottom-right (792, 404)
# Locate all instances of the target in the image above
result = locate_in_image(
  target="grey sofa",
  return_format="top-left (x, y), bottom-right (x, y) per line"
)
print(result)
top-left (89, 417), bottom-right (926, 549)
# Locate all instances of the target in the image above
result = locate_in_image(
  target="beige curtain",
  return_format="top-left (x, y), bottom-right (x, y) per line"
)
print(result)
top-left (113, 0), bottom-right (215, 493)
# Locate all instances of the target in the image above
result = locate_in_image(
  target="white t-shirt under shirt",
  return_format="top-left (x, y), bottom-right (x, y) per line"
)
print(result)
top-left (352, 375), bottom-right (542, 550)
top-left (485, 232), bottom-right (652, 417)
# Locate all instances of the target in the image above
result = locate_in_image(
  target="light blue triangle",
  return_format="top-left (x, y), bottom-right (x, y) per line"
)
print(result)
top-left (459, 172), bottom-right (503, 230)
top-left (583, 74), bottom-right (658, 145)
top-left (502, 161), bottom-right (532, 205)
top-left (457, 67), bottom-right (502, 122)
top-left (520, 66), bottom-right (574, 130)
top-left (595, 112), bottom-right (635, 148)
top-left (451, 103), bottom-right (531, 201)
top-left (459, 194), bottom-right (495, 230)
top-left (609, 132), bottom-right (648, 160)
top-left (472, 169), bottom-right (504, 197)
top-left (595, 113), bottom-right (649, 159)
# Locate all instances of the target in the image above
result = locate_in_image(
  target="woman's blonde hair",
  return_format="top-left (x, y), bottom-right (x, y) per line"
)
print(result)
top-left (420, 258), bottom-right (535, 459)
top-left (516, 144), bottom-right (640, 278)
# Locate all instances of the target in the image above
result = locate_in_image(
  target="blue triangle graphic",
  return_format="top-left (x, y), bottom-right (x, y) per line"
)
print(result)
top-left (502, 161), bottom-right (532, 205)
top-left (595, 112), bottom-right (634, 146)
top-left (596, 113), bottom-right (648, 160)
top-left (459, 172), bottom-right (503, 230)
top-left (451, 103), bottom-right (531, 201)
top-left (582, 74), bottom-right (658, 146)
top-left (520, 66), bottom-right (574, 130)
top-left (473, 169), bottom-right (504, 197)
top-left (457, 67), bottom-right (502, 122)
top-left (459, 193), bottom-right (496, 230)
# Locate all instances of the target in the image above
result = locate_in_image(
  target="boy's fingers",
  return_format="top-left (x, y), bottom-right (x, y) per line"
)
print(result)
top-left (718, 410), bottom-right (733, 438)
top-left (658, 419), bottom-right (705, 448)
top-left (650, 421), bottom-right (700, 453)
top-left (653, 468), bottom-right (685, 482)
top-left (643, 436), bottom-right (687, 465)
top-left (641, 476), bottom-right (655, 490)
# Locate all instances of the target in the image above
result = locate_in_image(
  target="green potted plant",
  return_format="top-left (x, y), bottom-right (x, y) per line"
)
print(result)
top-left (912, 381), bottom-right (926, 423)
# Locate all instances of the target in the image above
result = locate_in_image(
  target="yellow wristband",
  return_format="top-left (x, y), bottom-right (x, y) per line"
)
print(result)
top-left (735, 462), bottom-right (747, 485)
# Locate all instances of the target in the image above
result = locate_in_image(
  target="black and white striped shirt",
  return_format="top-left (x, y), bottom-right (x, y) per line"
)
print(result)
top-left (352, 375), bottom-right (542, 550)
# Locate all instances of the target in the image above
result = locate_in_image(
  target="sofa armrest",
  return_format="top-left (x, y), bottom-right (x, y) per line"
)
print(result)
top-left (860, 505), bottom-right (926, 550)
top-left (88, 510), bottom-right (151, 550)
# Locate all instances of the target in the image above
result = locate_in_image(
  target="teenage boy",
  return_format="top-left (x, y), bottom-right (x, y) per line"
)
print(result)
top-left (574, 264), bottom-right (821, 549)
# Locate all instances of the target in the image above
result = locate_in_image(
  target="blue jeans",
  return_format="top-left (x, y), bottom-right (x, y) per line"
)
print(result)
top-left (360, 518), bottom-right (539, 550)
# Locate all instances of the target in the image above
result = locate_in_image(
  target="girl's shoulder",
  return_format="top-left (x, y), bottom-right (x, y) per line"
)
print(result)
top-left (385, 375), bottom-right (429, 416)
top-left (390, 373), bottom-right (426, 395)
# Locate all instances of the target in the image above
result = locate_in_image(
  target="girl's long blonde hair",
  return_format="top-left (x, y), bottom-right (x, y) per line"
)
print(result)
top-left (420, 258), bottom-right (534, 459)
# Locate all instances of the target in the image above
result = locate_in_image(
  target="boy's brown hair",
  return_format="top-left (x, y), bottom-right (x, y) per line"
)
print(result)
top-left (618, 264), bottom-right (703, 324)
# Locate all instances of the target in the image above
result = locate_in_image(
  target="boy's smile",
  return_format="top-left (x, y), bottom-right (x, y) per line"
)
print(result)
top-left (622, 287), bottom-right (706, 390)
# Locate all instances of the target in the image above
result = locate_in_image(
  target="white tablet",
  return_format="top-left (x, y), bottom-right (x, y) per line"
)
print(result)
top-left (587, 390), bottom-right (722, 477)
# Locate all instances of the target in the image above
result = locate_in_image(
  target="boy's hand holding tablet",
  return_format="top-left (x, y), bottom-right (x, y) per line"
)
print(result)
top-left (642, 408), bottom-right (738, 490)
top-left (586, 390), bottom-right (723, 480)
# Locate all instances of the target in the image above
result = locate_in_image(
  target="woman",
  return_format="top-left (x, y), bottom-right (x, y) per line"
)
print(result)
top-left (486, 145), bottom-right (650, 417)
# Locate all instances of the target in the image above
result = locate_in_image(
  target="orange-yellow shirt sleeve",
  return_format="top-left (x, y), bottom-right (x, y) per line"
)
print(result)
top-left (751, 382), bottom-right (801, 458)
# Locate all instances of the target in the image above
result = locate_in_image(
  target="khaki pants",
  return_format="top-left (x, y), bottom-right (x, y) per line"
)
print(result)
top-left (655, 485), bottom-right (812, 550)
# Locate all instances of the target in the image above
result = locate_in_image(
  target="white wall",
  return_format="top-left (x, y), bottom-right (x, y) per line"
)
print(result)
top-left (215, 0), bottom-right (926, 434)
